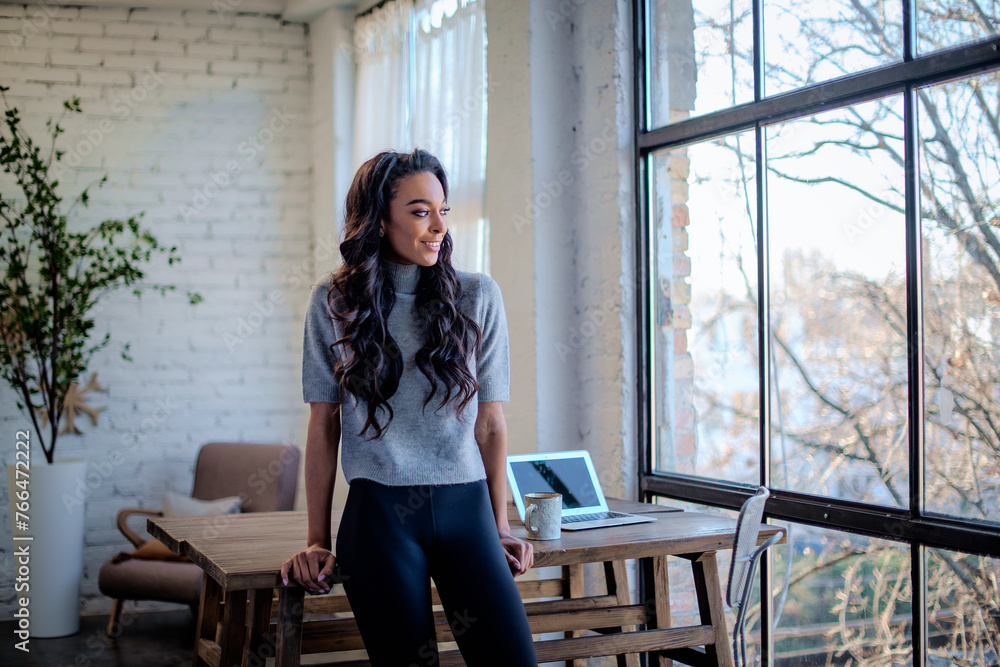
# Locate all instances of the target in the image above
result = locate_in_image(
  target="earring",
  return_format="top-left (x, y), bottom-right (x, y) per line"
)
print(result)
top-left (379, 229), bottom-right (384, 237)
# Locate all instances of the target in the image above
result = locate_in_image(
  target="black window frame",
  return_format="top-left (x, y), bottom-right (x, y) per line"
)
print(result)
top-left (633, 1), bottom-right (1000, 665)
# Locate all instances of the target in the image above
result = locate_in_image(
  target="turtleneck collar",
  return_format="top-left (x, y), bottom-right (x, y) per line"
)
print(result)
top-left (384, 260), bottom-right (420, 295)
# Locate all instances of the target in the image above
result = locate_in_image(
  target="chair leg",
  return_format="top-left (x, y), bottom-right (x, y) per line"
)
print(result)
top-left (106, 599), bottom-right (124, 637)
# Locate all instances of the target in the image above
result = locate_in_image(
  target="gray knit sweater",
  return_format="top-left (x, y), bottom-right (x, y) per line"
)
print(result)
top-left (301, 260), bottom-right (510, 486)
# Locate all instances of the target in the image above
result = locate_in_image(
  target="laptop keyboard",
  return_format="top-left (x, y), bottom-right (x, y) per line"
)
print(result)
top-left (562, 511), bottom-right (632, 524)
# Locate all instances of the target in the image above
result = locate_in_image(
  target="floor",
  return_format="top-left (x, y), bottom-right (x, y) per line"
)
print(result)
top-left (0, 606), bottom-right (196, 667)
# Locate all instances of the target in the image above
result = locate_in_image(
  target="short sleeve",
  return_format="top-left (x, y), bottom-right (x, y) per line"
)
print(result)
top-left (302, 283), bottom-right (342, 403)
top-left (476, 275), bottom-right (511, 402)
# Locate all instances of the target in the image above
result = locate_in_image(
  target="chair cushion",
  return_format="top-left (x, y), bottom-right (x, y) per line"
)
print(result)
top-left (163, 490), bottom-right (242, 517)
top-left (98, 558), bottom-right (203, 605)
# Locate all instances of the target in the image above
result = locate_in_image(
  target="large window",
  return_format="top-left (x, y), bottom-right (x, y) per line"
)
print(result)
top-left (637, 1), bottom-right (1000, 664)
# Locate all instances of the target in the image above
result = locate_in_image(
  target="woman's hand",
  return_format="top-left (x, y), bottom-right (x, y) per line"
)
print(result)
top-left (499, 530), bottom-right (533, 577)
top-left (280, 544), bottom-right (337, 594)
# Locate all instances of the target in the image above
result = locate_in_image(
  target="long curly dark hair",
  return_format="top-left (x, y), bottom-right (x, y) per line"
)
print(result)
top-left (327, 149), bottom-right (482, 439)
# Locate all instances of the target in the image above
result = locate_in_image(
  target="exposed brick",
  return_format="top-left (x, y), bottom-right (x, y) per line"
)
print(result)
top-left (187, 42), bottom-right (236, 59)
top-left (127, 8), bottom-right (185, 24)
top-left (133, 40), bottom-right (185, 56)
top-left (208, 27), bottom-right (262, 45)
top-left (183, 10), bottom-right (236, 28)
top-left (156, 56), bottom-right (208, 74)
top-left (285, 46), bottom-right (306, 63)
top-left (209, 59), bottom-right (258, 75)
top-left (671, 204), bottom-right (689, 228)
top-left (105, 22), bottom-right (158, 39)
top-left (235, 43), bottom-right (285, 61)
top-left (674, 331), bottom-right (688, 355)
top-left (79, 36), bottom-right (133, 53)
top-left (233, 76), bottom-right (284, 92)
top-left (262, 27), bottom-right (306, 46)
top-left (165, 72), bottom-right (233, 89)
top-left (675, 355), bottom-right (694, 380)
top-left (0, 6), bottom-right (314, 623)
top-left (259, 61), bottom-right (307, 79)
top-left (672, 280), bottom-right (691, 305)
top-left (13, 64), bottom-right (78, 84)
top-left (233, 15), bottom-right (283, 31)
top-left (80, 7), bottom-right (130, 22)
top-left (0, 16), bottom-right (26, 31)
top-left (669, 155), bottom-right (690, 181)
top-left (19, 34), bottom-right (80, 51)
top-left (673, 306), bottom-right (692, 330)
top-left (154, 24), bottom-right (210, 41)
top-left (100, 54), bottom-right (158, 71)
top-left (672, 227), bottom-right (688, 252)
top-left (671, 433), bottom-right (695, 460)
top-left (78, 68), bottom-right (134, 86)
top-left (673, 254), bottom-right (691, 277)
top-left (2, 49), bottom-right (48, 65)
top-left (50, 18), bottom-right (104, 36)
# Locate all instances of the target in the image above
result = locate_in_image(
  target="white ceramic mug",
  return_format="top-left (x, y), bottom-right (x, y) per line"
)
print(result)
top-left (524, 492), bottom-right (562, 540)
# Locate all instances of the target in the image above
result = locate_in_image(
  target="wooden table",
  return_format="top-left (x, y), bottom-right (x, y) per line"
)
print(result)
top-left (149, 499), bottom-right (782, 667)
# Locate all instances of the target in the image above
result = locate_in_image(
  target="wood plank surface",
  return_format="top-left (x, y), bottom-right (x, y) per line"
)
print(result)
top-left (147, 499), bottom-right (784, 667)
top-left (532, 626), bottom-right (716, 663)
top-left (148, 500), bottom-right (783, 591)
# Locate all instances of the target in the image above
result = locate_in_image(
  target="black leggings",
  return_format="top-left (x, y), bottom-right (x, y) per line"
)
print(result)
top-left (335, 478), bottom-right (537, 667)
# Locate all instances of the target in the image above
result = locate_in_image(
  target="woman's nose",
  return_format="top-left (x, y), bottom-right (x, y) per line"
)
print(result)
top-left (431, 212), bottom-right (447, 235)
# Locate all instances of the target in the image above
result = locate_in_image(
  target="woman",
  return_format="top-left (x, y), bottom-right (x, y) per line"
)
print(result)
top-left (280, 149), bottom-right (538, 666)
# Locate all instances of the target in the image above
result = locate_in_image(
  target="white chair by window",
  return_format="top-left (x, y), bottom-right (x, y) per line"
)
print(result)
top-left (726, 486), bottom-right (784, 667)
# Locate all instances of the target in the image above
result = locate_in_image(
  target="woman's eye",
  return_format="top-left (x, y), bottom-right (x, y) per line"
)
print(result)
top-left (441, 207), bottom-right (450, 215)
top-left (413, 209), bottom-right (429, 217)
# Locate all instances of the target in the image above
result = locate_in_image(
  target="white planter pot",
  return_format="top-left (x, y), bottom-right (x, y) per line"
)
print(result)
top-left (7, 459), bottom-right (87, 638)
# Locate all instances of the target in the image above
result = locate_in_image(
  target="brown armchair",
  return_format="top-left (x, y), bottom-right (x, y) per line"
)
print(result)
top-left (98, 442), bottom-right (300, 636)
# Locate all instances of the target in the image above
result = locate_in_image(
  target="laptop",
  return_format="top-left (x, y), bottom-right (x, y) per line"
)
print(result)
top-left (506, 450), bottom-right (658, 531)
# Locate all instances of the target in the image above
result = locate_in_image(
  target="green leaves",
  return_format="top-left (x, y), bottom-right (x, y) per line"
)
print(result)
top-left (0, 89), bottom-right (201, 464)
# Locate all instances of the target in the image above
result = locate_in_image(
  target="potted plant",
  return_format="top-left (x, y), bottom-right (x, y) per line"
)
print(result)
top-left (0, 86), bottom-right (201, 638)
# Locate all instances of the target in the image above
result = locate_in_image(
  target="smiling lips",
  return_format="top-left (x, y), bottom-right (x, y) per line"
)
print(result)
top-left (422, 240), bottom-right (442, 251)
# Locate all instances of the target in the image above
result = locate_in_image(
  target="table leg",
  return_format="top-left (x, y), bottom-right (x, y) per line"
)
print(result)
top-left (192, 576), bottom-right (222, 667)
top-left (276, 585), bottom-right (305, 667)
top-left (691, 552), bottom-right (735, 667)
top-left (653, 555), bottom-right (673, 667)
top-left (565, 564), bottom-right (586, 667)
top-left (603, 560), bottom-right (640, 667)
top-left (244, 588), bottom-right (275, 667)
top-left (220, 590), bottom-right (248, 667)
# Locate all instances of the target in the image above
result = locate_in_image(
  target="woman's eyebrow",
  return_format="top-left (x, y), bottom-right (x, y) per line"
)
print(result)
top-left (404, 198), bottom-right (445, 206)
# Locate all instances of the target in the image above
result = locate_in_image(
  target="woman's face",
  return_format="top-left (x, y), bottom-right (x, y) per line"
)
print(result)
top-left (380, 171), bottom-right (449, 266)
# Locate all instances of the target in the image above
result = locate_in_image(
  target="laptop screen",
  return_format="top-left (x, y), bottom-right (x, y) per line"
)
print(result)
top-left (509, 457), bottom-right (603, 511)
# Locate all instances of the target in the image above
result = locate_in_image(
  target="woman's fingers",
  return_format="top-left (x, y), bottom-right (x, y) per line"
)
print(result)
top-left (521, 540), bottom-right (534, 571)
top-left (500, 534), bottom-right (533, 577)
top-left (283, 549), bottom-right (334, 593)
top-left (318, 554), bottom-right (337, 584)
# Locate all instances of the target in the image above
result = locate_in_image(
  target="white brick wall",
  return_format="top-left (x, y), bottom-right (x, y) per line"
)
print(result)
top-left (0, 6), bottom-right (314, 618)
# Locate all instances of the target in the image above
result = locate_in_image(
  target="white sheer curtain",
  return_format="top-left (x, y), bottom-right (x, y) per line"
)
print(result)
top-left (352, 0), bottom-right (488, 273)
top-left (352, 1), bottom-right (413, 168)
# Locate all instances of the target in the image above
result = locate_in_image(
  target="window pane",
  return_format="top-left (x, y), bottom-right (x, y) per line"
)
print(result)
top-left (920, 73), bottom-right (1000, 524)
top-left (771, 523), bottom-right (912, 664)
top-left (651, 133), bottom-right (759, 483)
top-left (766, 97), bottom-right (908, 507)
top-left (926, 548), bottom-right (1000, 663)
top-left (917, 1), bottom-right (1000, 54)
top-left (647, 0), bottom-right (753, 128)
top-left (763, 0), bottom-right (903, 96)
